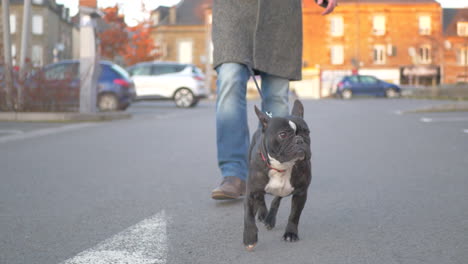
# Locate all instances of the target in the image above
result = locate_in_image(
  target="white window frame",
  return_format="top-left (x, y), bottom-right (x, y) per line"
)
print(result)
top-left (457, 48), bottom-right (468, 66)
top-left (373, 15), bottom-right (386, 36)
top-left (457, 22), bottom-right (468, 37)
top-left (32, 15), bottom-right (44, 35)
top-left (10, 14), bottom-right (16, 34)
top-left (330, 16), bottom-right (344, 37)
top-left (177, 39), bottom-right (193, 64)
top-left (373, 45), bottom-right (386, 65)
top-left (330, 45), bottom-right (344, 65)
top-left (32, 45), bottom-right (43, 67)
top-left (419, 15), bottom-right (431, 35)
top-left (419, 45), bottom-right (431, 64)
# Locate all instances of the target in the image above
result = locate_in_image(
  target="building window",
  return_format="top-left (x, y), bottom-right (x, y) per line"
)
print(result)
top-left (32, 0), bottom-right (43, 4)
top-left (458, 22), bottom-right (468, 37)
top-left (207, 13), bottom-right (212, 25)
top-left (11, 44), bottom-right (16, 65)
top-left (32, 15), bottom-right (43, 35)
top-left (10, 14), bottom-right (16, 34)
top-left (178, 40), bottom-right (193, 64)
top-left (32, 45), bottom-right (43, 67)
top-left (419, 15), bottom-right (431, 35)
top-left (373, 45), bottom-right (386, 64)
top-left (373, 15), bottom-right (386, 36)
top-left (457, 48), bottom-right (468, 66)
top-left (330, 45), bottom-right (344, 65)
top-left (330, 16), bottom-right (344, 37)
top-left (419, 45), bottom-right (431, 64)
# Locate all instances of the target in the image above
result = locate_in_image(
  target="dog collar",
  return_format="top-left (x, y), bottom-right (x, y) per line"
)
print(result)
top-left (260, 152), bottom-right (286, 173)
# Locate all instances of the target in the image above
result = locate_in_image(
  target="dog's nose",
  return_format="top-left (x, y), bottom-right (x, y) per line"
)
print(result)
top-left (295, 137), bottom-right (304, 145)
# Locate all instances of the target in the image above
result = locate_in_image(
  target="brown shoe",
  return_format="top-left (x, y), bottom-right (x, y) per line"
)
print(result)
top-left (211, 176), bottom-right (246, 200)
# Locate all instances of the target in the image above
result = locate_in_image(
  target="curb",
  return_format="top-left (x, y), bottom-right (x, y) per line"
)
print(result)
top-left (0, 112), bottom-right (132, 122)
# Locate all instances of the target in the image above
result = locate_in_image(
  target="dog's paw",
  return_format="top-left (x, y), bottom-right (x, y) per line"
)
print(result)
top-left (264, 214), bottom-right (276, 230)
top-left (282, 232), bottom-right (299, 242)
top-left (243, 231), bottom-right (258, 248)
top-left (257, 211), bottom-right (267, 223)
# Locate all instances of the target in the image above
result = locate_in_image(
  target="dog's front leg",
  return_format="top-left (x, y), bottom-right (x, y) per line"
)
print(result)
top-left (264, 196), bottom-right (282, 230)
top-left (243, 191), bottom-right (260, 250)
top-left (283, 192), bottom-right (307, 242)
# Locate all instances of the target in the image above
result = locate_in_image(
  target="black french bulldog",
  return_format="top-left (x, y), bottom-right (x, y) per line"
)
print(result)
top-left (243, 100), bottom-right (312, 250)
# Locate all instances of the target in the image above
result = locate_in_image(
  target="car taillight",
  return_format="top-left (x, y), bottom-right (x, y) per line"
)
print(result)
top-left (337, 82), bottom-right (344, 90)
top-left (193, 75), bottom-right (204, 81)
top-left (114, 78), bottom-right (130, 88)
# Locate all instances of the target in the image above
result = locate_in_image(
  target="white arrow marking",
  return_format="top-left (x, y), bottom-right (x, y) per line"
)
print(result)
top-left (60, 210), bottom-right (168, 264)
top-left (0, 123), bottom-right (97, 144)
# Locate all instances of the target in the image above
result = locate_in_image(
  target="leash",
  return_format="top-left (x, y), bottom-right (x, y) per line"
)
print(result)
top-left (247, 66), bottom-right (264, 100)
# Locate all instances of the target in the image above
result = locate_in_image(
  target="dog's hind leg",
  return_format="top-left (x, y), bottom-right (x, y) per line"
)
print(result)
top-left (283, 192), bottom-right (307, 242)
top-left (264, 196), bottom-right (282, 230)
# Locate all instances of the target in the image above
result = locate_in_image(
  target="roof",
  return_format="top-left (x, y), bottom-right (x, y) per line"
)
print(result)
top-left (2, 0), bottom-right (72, 23)
top-left (443, 8), bottom-right (468, 36)
top-left (156, 0), bottom-right (212, 26)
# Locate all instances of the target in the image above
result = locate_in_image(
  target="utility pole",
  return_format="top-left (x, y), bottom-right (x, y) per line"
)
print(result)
top-left (1, 0), bottom-right (14, 111)
top-left (18, 0), bottom-right (32, 109)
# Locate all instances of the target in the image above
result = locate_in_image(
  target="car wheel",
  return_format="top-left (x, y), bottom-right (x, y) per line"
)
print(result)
top-left (385, 88), bottom-right (399, 98)
top-left (342, 89), bottom-right (352, 100)
top-left (98, 93), bottom-right (119, 111)
top-left (174, 88), bottom-right (195, 108)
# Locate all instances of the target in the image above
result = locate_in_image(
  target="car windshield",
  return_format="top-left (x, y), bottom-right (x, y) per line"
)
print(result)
top-left (110, 64), bottom-right (131, 79)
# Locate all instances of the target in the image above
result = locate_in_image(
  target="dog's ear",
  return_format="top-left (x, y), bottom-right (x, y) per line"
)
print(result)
top-left (291, 99), bottom-right (304, 118)
top-left (255, 105), bottom-right (270, 130)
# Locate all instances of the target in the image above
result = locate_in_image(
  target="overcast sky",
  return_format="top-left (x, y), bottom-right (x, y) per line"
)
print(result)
top-left (57, 0), bottom-right (467, 26)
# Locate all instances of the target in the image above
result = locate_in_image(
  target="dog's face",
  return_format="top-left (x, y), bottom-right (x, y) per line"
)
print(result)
top-left (255, 100), bottom-right (311, 164)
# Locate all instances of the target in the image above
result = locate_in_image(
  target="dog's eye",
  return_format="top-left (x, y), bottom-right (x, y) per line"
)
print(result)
top-left (279, 132), bottom-right (288, 139)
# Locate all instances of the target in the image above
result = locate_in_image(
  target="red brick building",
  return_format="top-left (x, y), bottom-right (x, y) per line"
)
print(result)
top-left (442, 8), bottom-right (468, 83)
top-left (303, 0), bottom-right (443, 95)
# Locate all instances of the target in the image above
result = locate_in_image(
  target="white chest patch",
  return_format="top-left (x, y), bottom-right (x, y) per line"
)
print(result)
top-left (264, 155), bottom-right (295, 197)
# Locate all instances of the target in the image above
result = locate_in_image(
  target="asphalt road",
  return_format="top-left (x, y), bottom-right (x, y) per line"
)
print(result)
top-left (0, 99), bottom-right (467, 264)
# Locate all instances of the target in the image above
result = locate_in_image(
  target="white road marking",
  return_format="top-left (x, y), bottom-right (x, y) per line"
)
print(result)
top-left (420, 117), bottom-right (468, 123)
top-left (464, 129), bottom-right (468, 134)
top-left (60, 210), bottom-right (168, 264)
top-left (0, 123), bottom-right (97, 144)
top-left (394, 110), bottom-right (403, 115)
top-left (0, 129), bottom-right (24, 135)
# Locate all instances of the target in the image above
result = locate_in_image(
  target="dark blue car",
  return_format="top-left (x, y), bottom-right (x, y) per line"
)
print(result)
top-left (26, 60), bottom-right (136, 111)
top-left (335, 75), bottom-right (401, 99)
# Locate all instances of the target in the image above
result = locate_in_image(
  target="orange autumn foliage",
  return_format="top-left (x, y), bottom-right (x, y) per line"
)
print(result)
top-left (99, 6), bottom-right (128, 61)
top-left (124, 22), bottom-right (160, 66)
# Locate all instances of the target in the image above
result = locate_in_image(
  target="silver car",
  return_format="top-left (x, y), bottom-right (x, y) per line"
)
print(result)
top-left (127, 62), bottom-right (209, 108)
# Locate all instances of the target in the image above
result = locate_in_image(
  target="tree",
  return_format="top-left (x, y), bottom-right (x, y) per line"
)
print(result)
top-left (123, 22), bottom-right (160, 66)
top-left (99, 6), bottom-right (128, 61)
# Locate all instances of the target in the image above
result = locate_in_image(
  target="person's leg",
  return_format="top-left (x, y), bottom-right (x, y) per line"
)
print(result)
top-left (212, 63), bottom-right (250, 200)
top-left (260, 72), bottom-right (290, 117)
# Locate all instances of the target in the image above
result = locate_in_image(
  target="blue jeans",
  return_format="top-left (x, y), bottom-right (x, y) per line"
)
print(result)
top-left (216, 63), bottom-right (289, 181)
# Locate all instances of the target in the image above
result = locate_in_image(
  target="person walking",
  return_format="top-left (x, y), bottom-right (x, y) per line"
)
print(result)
top-left (211, 0), bottom-right (338, 200)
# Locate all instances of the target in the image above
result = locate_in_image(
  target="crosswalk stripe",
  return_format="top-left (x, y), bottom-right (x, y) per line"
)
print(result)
top-left (60, 210), bottom-right (168, 264)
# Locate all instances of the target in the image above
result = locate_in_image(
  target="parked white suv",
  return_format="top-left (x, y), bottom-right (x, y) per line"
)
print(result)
top-left (127, 62), bottom-right (209, 108)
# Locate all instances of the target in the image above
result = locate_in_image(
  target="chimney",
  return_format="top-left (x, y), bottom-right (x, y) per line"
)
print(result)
top-left (79, 0), bottom-right (97, 8)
